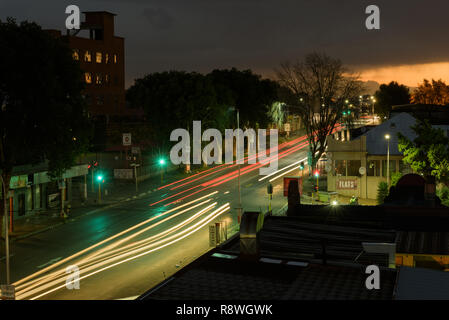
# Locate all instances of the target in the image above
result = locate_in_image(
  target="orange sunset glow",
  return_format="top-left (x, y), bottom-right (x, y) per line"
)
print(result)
top-left (355, 61), bottom-right (449, 88)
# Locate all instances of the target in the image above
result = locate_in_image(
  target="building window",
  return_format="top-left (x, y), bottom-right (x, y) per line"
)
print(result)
top-left (347, 160), bottom-right (361, 176)
top-left (96, 95), bottom-right (104, 105)
top-left (382, 160), bottom-right (397, 177)
top-left (96, 52), bottom-right (102, 63)
top-left (105, 74), bottom-right (110, 85)
top-left (84, 51), bottom-right (92, 62)
top-left (95, 74), bottom-right (103, 85)
top-left (334, 160), bottom-right (346, 176)
top-left (85, 72), bottom-right (92, 84)
top-left (367, 160), bottom-right (381, 176)
top-left (114, 54), bottom-right (117, 63)
top-left (105, 53), bottom-right (109, 64)
top-left (72, 49), bottom-right (80, 60)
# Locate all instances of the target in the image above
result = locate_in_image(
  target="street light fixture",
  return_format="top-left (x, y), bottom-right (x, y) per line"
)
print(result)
top-left (385, 134), bottom-right (391, 187)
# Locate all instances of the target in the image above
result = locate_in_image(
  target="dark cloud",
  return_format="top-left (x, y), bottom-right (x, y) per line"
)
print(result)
top-left (142, 7), bottom-right (173, 29)
top-left (1, 0), bottom-right (449, 87)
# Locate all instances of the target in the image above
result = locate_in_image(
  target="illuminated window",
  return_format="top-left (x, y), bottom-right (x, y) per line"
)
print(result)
top-left (72, 49), bottom-right (79, 60)
top-left (367, 160), bottom-right (381, 177)
top-left (84, 72), bottom-right (92, 84)
top-left (95, 74), bottom-right (103, 85)
top-left (105, 53), bottom-right (109, 64)
top-left (105, 74), bottom-right (109, 84)
top-left (114, 54), bottom-right (117, 63)
top-left (84, 51), bottom-right (92, 62)
top-left (96, 52), bottom-right (102, 63)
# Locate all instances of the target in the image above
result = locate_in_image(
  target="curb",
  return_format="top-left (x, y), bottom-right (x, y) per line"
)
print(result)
top-left (10, 188), bottom-right (159, 243)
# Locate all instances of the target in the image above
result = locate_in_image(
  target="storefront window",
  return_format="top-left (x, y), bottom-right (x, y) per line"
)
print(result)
top-left (334, 160), bottom-right (346, 176)
top-left (347, 160), bottom-right (361, 176)
top-left (367, 160), bottom-right (381, 176)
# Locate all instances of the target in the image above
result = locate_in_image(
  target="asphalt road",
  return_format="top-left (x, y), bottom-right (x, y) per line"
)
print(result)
top-left (0, 130), bottom-right (336, 300)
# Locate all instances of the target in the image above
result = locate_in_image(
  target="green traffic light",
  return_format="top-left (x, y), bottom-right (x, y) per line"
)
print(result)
top-left (97, 175), bottom-right (103, 181)
top-left (159, 159), bottom-right (166, 165)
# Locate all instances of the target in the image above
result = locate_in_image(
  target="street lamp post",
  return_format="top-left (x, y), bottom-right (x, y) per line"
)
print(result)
top-left (130, 163), bottom-right (140, 192)
top-left (228, 106), bottom-right (243, 223)
top-left (236, 108), bottom-right (242, 223)
top-left (0, 175), bottom-right (10, 285)
top-left (385, 134), bottom-right (390, 187)
top-left (97, 174), bottom-right (103, 204)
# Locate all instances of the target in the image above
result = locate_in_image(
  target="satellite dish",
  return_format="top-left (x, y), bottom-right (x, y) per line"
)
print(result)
top-left (359, 167), bottom-right (366, 175)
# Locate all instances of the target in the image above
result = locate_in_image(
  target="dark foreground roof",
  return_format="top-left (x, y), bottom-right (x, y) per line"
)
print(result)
top-left (140, 253), bottom-right (397, 300)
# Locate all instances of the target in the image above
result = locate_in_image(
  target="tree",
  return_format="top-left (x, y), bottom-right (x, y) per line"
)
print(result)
top-left (276, 52), bottom-right (362, 169)
top-left (374, 81), bottom-right (410, 119)
top-left (0, 19), bottom-right (91, 224)
top-left (126, 71), bottom-right (228, 150)
top-left (377, 181), bottom-right (389, 204)
top-left (208, 68), bottom-right (279, 129)
top-left (398, 119), bottom-right (449, 184)
top-left (411, 79), bottom-right (449, 105)
top-left (267, 101), bottom-right (286, 129)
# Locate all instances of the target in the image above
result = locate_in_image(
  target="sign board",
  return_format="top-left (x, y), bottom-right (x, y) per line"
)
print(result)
top-left (48, 193), bottom-right (60, 208)
top-left (209, 224), bottom-right (217, 247)
top-left (337, 179), bottom-right (358, 190)
top-left (114, 169), bottom-right (133, 180)
top-left (359, 167), bottom-right (366, 175)
top-left (0, 285), bottom-right (15, 300)
top-left (283, 176), bottom-right (301, 197)
top-left (122, 133), bottom-right (132, 146)
top-left (284, 123), bottom-right (291, 132)
top-left (9, 175), bottom-right (27, 189)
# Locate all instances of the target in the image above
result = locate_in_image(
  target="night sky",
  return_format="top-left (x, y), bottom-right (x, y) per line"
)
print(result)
top-left (2, 0), bottom-right (449, 88)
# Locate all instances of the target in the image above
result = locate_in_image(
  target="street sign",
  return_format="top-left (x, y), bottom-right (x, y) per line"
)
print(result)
top-left (359, 167), bottom-right (366, 175)
top-left (122, 133), bottom-right (132, 146)
top-left (284, 123), bottom-right (291, 132)
top-left (0, 284), bottom-right (15, 300)
top-left (131, 146), bottom-right (140, 154)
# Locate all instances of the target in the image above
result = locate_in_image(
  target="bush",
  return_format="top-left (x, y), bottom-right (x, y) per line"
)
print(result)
top-left (391, 172), bottom-right (402, 187)
top-left (437, 186), bottom-right (449, 207)
top-left (377, 181), bottom-right (389, 204)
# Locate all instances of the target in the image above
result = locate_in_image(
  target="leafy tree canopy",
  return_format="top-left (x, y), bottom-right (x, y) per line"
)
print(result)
top-left (0, 18), bottom-right (91, 188)
top-left (374, 81), bottom-right (410, 119)
top-left (398, 119), bottom-right (449, 183)
top-left (411, 79), bottom-right (449, 105)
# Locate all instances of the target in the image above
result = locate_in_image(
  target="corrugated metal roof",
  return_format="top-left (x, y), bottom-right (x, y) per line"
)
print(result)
top-left (363, 112), bottom-right (417, 155)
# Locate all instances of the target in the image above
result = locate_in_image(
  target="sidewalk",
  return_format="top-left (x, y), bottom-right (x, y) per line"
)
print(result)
top-left (7, 165), bottom-right (207, 242)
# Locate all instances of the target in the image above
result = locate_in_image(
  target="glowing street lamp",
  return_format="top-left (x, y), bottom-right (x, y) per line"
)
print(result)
top-left (385, 134), bottom-right (391, 187)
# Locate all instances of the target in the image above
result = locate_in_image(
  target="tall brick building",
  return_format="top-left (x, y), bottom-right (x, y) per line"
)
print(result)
top-left (48, 11), bottom-right (144, 150)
